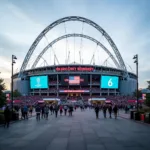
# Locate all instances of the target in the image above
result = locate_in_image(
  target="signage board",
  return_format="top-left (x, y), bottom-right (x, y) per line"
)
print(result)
top-left (56, 67), bottom-right (94, 72)
top-left (101, 76), bottom-right (119, 89)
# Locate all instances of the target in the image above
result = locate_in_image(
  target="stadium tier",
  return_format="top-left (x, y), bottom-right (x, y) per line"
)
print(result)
top-left (13, 64), bottom-right (137, 100)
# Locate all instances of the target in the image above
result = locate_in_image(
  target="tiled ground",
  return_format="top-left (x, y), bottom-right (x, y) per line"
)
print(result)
top-left (0, 109), bottom-right (150, 150)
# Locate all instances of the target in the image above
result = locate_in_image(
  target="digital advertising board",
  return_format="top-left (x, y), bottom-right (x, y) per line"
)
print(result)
top-left (30, 76), bottom-right (48, 89)
top-left (61, 75), bottom-right (88, 85)
top-left (101, 76), bottom-right (119, 89)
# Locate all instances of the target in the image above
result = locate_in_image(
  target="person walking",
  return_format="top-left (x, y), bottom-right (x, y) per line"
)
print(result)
top-left (52, 105), bottom-right (55, 114)
top-left (54, 104), bottom-right (59, 118)
top-left (44, 105), bottom-right (49, 120)
top-left (103, 105), bottom-right (107, 118)
top-left (80, 105), bottom-right (83, 111)
top-left (108, 105), bottom-right (112, 118)
top-left (4, 106), bottom-right (10, 128)
top-left (23, 105), bottom-right (28, 119)
top-left (21, 105), bottom-right (24, 119)
top-left (69, 105), bottom-right (73, 116)
top-left (95, 105), bottom-right (100, 119)
top-left (125, 105), bottom-right (128, 114)
top-left (29, 106), bottom-right (33, 116)
top-left (36, 105), bottom-right (41, 121)
top-left (113, 105), bottom-right (118, 119)
top-left (41, 106), bottom-right (45, 119)
top-left (59, 105), bottom-right (63, 116)
top-left (64, 105), bottom-right (68, 116)
top-left (50, 105), bottom-right (53, 115)
top-left (74, 105), bottom-right (77, 111)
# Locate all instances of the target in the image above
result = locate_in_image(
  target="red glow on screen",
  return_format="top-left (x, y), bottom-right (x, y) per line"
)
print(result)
top-left (56, 67), bottom-right (94, 72)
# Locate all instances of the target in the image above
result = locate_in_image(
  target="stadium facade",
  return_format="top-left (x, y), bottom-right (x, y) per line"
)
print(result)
top-left (13, 64), bottom-right (137, 99)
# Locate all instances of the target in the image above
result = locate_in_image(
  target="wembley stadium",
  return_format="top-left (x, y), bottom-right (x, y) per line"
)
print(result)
top-left (11, 16), bottom-right (137, 104)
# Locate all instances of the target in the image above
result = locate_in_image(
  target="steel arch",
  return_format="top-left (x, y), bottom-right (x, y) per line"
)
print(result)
top-left (31, 33), bottom-right (120, 69)
top-left (20, 16), bottom-right (126, 75)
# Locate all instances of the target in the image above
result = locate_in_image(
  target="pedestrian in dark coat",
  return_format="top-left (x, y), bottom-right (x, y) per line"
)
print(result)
top-left (103, 105), bottom-right (107, 118)
top-left (50, 105), bottom-right (53, 115)
top-left (108, 105), bottom-right (112, 118)
top-left (113, 105), bottom-right (118, 119)
top-left (95, 105), bottom-right (100, 119)
top-left (54, 104), bottom-right (59, 118)
top-left (69, 105), bottom-right (73, 116)
top-left (4, 106), bottom-right (10, 128)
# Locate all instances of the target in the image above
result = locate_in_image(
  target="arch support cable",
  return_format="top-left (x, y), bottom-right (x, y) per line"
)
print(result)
top-left (31, 33), bottom-right (120, 69)
top-left (90, 43), bottom-right (98, 64)
top-left (44, 35), bottom-right (59, 65)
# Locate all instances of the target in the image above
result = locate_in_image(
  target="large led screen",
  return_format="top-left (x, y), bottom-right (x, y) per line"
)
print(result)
top-left (61, 75), bottom-right (88, 85)
top-left (30, 76), bottom-right (48, 89)
top-left (101, 76), bottom-right (119, 89)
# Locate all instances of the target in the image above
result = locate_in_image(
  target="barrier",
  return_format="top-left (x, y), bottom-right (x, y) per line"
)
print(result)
top-left (140, 114), bottom-right (145, 122)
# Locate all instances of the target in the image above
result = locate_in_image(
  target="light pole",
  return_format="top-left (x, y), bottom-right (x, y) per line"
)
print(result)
top-left (11, 55), bottom-right (17, 113)
top-left (133, 54), bottom-right (139, 111)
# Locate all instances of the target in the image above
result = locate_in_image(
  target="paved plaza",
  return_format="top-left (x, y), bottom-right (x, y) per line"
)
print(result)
top-left (0, 109), bottom-right (150, 150)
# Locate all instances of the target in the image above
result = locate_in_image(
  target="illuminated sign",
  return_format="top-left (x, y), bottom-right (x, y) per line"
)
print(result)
top-left (30, 76), bottom-right (48, 89)
top-left (101, 76), bottom-right (119, 89)
top-left (59, 90), bottom-right (89, 93)
top-left (56, 67), bottom-right (94, 72)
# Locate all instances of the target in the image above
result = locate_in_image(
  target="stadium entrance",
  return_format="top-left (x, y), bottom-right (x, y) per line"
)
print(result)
top-left (89, 98), bottom-right (106, 105)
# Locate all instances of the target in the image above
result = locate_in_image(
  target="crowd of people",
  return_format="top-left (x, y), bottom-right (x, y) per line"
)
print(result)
top-left (34, 104), bottom-right (74, 121)
top-left (2, 101), bottom-right (138, 129)
top-left (94, 104), bottom-right (118, 119)
top-left (8, 95), bottom-right (138, 107)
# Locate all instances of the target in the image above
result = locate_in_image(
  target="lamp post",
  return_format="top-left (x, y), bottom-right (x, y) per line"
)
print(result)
top-left (133, 54), bottom-right (139, 111)
top-left (11, 55), bottom-right (17, 113)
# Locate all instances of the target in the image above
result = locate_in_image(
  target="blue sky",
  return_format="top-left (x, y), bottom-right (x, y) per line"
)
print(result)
top-left (0, 0), bottom-right (150, 89)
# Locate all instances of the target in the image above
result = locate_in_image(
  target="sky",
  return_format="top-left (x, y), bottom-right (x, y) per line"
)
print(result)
top-left (0, 0), bottom-right (150, 89)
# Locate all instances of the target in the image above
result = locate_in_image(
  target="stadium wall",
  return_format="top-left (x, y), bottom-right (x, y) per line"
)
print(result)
top-left (13, 78), bottom-right (29, 95)
top-left (120, 78), bottom-right (137, 96)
